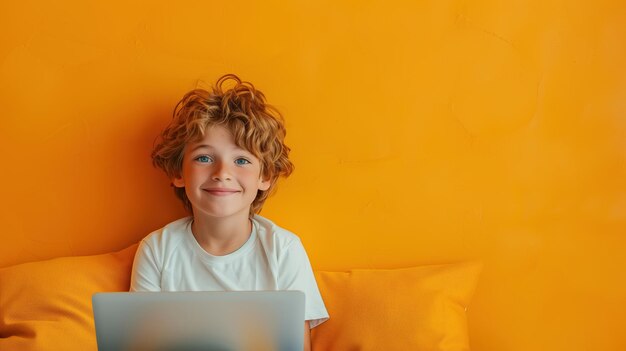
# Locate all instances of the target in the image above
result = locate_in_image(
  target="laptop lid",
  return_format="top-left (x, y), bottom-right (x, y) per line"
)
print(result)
top-left (92, 291), bottom-right (305, 351)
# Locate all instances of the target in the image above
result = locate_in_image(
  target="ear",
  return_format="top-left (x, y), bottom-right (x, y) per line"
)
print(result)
top-left (172, 175), bottom-right (185, 188)
top-left (258, 177), bottom-right (271, 191)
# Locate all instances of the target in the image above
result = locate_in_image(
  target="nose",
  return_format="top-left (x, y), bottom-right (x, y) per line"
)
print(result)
top-left (211, 160), bottom-right (232, 181)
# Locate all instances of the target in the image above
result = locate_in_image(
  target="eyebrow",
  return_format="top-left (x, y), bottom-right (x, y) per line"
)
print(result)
top-left (189, 144), bottom-right (213, 152)
top-left (188, 144), bottom-right (250, 154)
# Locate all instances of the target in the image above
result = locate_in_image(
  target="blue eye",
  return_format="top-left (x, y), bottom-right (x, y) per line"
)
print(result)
top-left (195, 155), bottom-right (212, 163)
top-left (235, 158), bottom-right (251, 165)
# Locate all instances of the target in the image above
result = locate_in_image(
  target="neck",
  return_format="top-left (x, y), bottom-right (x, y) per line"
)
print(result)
top-left (191, 212), bottom-right (253, 256)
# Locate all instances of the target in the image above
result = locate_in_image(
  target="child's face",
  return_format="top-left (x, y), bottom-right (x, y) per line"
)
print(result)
top-left (173, 125), bottom-right (270, 219)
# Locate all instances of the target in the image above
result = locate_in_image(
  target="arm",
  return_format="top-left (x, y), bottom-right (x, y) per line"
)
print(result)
top-left (278, 238), bottom-right (329, 327)
top-left (130, 240), bottom-right (162, 291)
top-left (304, 321), bottom-right (311, 351)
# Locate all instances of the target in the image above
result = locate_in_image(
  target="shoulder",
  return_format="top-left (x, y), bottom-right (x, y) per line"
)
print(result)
top-left (139, 217), bottom-right (192, 254)
top-left (252, 215), bottom-right (303, 258)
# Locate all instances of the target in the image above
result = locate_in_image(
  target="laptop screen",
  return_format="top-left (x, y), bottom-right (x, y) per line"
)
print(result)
top-left (92, 291), bottom-right (305, 351)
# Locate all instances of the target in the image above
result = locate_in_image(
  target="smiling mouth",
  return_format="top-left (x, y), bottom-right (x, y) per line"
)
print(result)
top-left (203, 188), bottom-right (240, 196)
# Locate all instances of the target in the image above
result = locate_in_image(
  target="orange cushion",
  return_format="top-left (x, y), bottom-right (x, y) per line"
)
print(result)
top-left (312, 262), bottom-right (482, 351)
top-left (0, 247), bottom-right (480, 351)
top-left (0, 244), bottom-right (137, 351)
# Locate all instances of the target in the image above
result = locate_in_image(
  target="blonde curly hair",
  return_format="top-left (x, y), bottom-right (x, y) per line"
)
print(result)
top-left (152, 74), bottom-right (294, 216)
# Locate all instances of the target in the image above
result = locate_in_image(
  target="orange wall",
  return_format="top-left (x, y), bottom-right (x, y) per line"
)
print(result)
top-left (2, 1), bottom-right (625, 350)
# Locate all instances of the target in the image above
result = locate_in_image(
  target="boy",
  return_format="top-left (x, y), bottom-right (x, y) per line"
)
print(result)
top-left (130, 74), bottom-right (328, 350)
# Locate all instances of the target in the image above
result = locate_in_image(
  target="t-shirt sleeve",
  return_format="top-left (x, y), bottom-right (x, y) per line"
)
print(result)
top-left (129, 239), bottom-right (162, 292)
top-left (277, 238), bottom-right (329, 328)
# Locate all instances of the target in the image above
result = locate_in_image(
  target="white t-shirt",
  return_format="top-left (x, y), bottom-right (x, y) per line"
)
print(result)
top-left (130, 215), bottom-right (329, 328)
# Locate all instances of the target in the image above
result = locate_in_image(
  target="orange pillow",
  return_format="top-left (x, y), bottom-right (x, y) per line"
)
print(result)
top-left (312, 262), bottom-right (482, 351)
top-left (0, 247), bottom-right (480, 351)
top-left (0, 244), bottom-right (137, 351)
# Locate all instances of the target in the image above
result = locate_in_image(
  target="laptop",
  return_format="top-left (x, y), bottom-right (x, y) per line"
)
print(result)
top-left (92, 291), bottom-right (305, 351)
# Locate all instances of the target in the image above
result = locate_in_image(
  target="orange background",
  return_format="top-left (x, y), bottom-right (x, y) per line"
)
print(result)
top-left (1, 1), bottom-right (625, 350)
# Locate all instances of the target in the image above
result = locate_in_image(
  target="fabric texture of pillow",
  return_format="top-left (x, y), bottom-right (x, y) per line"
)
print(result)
top-left (0, 244), bottom-right (137, 351)
top-left (0, 246), bottom-right (480, 351)
top-left (311, 262), bottom-right (482, 351)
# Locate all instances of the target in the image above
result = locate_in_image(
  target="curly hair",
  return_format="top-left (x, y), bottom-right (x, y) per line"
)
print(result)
top-left (152, 74), bottom-right (294, 216)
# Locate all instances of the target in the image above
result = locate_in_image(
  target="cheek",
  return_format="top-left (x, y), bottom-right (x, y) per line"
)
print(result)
top-left (241, 164), bottom-right (261, 176)
top-left (182, 165), bottom-right (205, 184)
top-left (243, 169), bottom-right (265, 185)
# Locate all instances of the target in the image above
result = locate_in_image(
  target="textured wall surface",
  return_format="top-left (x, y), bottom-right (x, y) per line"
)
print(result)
top-left (1, 1), bottom-right (625, 349)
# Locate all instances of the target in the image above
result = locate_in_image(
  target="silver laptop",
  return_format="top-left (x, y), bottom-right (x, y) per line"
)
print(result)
top-left (92, 291), bottom-right (305, 351)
